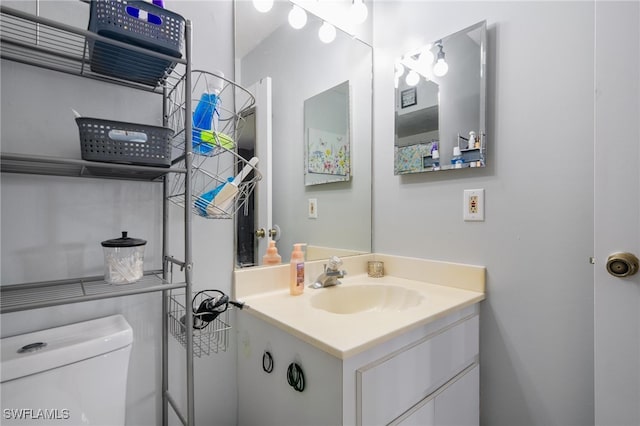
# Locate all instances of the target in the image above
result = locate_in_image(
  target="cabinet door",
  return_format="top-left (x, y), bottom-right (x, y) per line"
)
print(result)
top-left (357, 316), bottom-right (479, 425)
top-left (434, 365), bottom-right (479, 426)
top-left (393, 399), bottom-right (435, 426)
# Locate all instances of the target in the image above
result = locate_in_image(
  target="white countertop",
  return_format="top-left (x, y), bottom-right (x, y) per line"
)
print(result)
top-left (234, 254), bottom-right (486, 359)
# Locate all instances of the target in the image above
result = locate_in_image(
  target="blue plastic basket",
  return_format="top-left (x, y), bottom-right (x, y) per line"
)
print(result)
top-left (88, 0), bottom-right (185, 86)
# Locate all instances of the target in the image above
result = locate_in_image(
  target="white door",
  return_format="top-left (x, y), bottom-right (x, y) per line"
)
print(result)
top-left (235, 78), bottom-right (273, 267)
top-left (253, 77), bottom-right (273, 264)
top-left (594, 2), bottom-right (640, 424)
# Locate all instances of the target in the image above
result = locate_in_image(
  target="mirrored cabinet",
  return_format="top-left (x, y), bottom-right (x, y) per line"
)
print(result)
top-left (394, 21), bottom-right (487, 174)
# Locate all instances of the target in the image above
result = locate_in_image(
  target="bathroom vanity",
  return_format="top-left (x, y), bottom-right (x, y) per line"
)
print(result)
top-left (234, 254), bottom-right (485, 425)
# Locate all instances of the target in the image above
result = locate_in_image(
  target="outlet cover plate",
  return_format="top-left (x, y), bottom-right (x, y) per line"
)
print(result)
top-left (464, 189), bottom-right (484, 221)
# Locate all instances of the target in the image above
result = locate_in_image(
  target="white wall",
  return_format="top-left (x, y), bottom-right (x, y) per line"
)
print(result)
top-left (373, 2), bottom-right (594, 425)
top-left (1, 1), bottom-right (237, 425)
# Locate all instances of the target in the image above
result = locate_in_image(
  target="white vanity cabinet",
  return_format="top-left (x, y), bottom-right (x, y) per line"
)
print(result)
top-left (393, 365), bottom-right (479, 426)
top-left (236, 303), bottom-right (480, 426)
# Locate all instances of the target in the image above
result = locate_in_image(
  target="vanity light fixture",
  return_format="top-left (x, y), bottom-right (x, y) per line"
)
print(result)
top-left (433, 42), bottom-right (449, 77)
top-left (350, 0), bottom-right (368, 25)
top-left (288, 4), bottom-right (307, 29)
top-left (252, 0), bottom-right (273, 13)
top-left (318, 21), bottom-right (337, 43)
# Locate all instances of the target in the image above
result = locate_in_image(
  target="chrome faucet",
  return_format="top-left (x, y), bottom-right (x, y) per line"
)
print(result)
top-left (310, 256), bottom-right (347, 288)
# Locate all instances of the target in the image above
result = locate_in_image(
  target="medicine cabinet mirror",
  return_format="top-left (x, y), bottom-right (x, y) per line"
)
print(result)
top-left (394, 20), bottom-right (487, 174)
top-left (234, 0), bottom-right (373, 266)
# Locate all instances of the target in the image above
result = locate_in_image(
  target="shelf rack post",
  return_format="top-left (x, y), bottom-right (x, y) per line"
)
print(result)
top-left (162, 90), bottom-right (171, 425)
top-left (183, 19), bottom-right (195, 426)
top-left (159, 17), bottom-right (194, 426)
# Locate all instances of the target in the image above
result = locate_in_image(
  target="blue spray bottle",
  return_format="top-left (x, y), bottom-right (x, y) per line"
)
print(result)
top-left (191, 72), bottom-right (225, 155)
top-left (192, 92), bottom-right (218, 155)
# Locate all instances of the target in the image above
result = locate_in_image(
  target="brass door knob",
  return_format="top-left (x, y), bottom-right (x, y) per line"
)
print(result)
top-left (269, 225), bottom-right (281, 241)
top-left (255, 226), bottom-right (281, 241)
top-left (606, 252), bottom-right (639, 278)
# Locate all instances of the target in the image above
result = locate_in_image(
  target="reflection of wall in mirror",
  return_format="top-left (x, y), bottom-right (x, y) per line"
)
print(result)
top-left (437, 29), bottom-right (482, 164)
top-left (395, 78), bottom-right (440, 146)
top-left (397, 80), bottom-right (438, 117)
top-left (395, 78), bottom-right (439, 173)
top-left (239, 16), bottom-right (372, 263)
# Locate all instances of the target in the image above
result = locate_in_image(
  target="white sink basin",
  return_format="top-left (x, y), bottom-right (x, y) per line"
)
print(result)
top-left (310, 284), bottom-right (423, 314)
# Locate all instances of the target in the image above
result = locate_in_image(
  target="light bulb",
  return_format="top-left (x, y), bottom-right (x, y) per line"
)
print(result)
top-left (252, 0), bottom-right (273, 13)
top-left (288, 5), bottom-right (307, 29)
top-left (318, 22), bottom-right (336, 44)
top-left (394, 62), bottom-right (405, 79)
top-left (350, 0), bottom-right (368, 25)
top-left (433, 58), bottom-right (449, 77)
top-left (405, 70), bottom-right (419, 86)
top-left (433, 43), bottom-right (448, 77)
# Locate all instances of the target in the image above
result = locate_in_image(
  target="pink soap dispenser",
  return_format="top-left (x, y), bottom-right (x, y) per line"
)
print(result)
top-left (289, 243), bottom-right (306, 296)
top-left (262, 240), bottom-right (282, 265)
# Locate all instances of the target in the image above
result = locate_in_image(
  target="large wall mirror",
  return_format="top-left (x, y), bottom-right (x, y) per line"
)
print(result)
top-left (234, 1), bottom-right (373, 266)
top-left (394, 21), bottom-right (487, 174)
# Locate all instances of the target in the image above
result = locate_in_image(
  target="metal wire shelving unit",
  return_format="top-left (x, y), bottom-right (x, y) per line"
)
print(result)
top-left (165, 70), bottom-right (260, 219)
top-left (0, 3), bottom-right (199, 425)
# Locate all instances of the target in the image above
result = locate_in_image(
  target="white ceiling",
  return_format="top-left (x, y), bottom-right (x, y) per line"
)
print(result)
top-left (235, 0), bottom-right (292, 59)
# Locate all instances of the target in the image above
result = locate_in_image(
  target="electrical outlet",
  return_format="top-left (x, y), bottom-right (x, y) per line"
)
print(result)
top-left (463, 189), bottom-right (484, 221)
top-left (308, 198), bottom-right (318, 219)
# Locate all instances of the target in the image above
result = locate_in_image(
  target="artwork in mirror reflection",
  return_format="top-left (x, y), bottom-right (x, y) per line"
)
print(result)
top-left (305, 81), bottom-right (351, 186)
top-left (394, 20), bottom-right (487, 174)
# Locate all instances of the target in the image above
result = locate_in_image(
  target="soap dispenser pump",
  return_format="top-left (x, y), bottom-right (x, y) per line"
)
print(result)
top-left (262, 240), bottom-right (282, 265)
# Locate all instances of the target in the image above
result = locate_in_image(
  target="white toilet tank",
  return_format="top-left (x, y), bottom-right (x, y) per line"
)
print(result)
top-left (1, 315), bottom-right (133, 425)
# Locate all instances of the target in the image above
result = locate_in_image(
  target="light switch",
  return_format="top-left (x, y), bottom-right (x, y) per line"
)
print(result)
top-left (308, 198), bottom-right (318, 219)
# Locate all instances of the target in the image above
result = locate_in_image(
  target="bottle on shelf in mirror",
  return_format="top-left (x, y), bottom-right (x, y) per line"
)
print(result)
top-left (468, 131), bottom-right (476, 150)
top-left (452, 147), bottom-right (464, 168)
top-left (432, 149), bottom-right (440, 171)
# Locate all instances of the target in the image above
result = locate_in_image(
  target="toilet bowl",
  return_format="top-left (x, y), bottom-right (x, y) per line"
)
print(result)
top-left (1, 315), bottom-right (133, 425)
